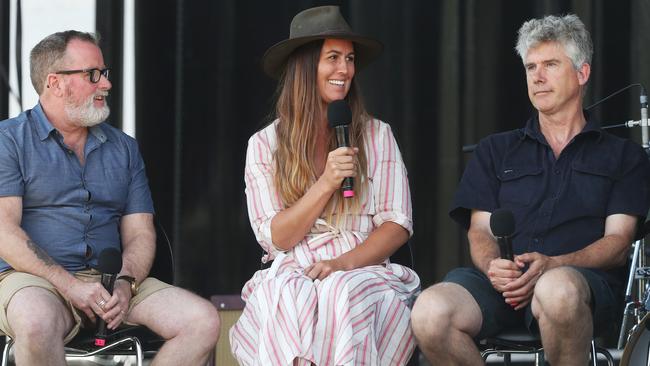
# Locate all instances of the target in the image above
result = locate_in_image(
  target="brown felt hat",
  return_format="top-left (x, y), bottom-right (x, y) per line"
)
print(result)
top-left (262, 5), bottom-right (383, 78)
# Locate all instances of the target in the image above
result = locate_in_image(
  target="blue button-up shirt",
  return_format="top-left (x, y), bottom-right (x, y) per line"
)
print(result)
top-left (450, 115), bottom-right (650, 286)
top-left (0, 104), bottom-right (154, 272)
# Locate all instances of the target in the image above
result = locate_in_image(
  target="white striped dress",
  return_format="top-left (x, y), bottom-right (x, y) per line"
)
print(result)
top-left (230, 119), bottom-right (420, 366)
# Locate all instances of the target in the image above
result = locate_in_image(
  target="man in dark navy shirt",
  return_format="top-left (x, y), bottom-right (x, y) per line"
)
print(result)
top-left (411, 14), bottom-right (650, 366)
top-left (0, 31), bottom-right (219, 365)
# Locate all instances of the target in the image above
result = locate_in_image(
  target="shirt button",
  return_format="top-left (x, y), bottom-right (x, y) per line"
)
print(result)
top-left (554, 169), bottom-right (560, 175)
top-left (533, 238), bottom-right (540, 244)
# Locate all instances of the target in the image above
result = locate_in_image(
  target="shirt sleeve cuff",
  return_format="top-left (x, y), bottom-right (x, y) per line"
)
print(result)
top-left (373, 211), bottom-right (413, 237)
top-left (257, 218), bottom-right (288, 258)
top-left (0, 185), bottom-right (24, 197)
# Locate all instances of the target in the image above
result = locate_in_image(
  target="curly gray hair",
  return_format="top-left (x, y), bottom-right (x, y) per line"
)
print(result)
top-left (30, 30), bottom-right (99, 95)
top-left (515, 14), bottom-right (592, 70)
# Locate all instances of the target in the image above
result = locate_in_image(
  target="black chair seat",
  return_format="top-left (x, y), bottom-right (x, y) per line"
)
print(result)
top-left (66, 325), bottom-right (164, 354)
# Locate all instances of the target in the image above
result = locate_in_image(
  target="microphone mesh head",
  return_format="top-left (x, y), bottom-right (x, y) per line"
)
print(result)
top-left (490, 209), bottom-right (515, 236)
top-left (97, 248), bottom-right (122, 274)
top-left (327, 100), bottom-right (352, 128)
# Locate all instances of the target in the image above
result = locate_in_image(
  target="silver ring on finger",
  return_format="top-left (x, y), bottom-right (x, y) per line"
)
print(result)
top-left (97, 299), bottom-right (106, 308)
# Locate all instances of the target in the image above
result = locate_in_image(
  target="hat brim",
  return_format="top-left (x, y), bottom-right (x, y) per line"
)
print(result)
top-left (262, 33), bottom-right (383, 79)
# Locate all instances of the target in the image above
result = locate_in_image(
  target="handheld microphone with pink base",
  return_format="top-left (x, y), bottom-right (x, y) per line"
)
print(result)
top-left (94, 248), bottom-right (122, 347)
top-left (327, 100), bottom-right (354, 198)
top-left (490, 209), bottom-right (515, 261)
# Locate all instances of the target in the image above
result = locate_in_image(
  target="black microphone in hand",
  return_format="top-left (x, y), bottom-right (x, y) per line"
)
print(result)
top-left (94, 248), bottom-right (122, 347)
top-left (490, 209), bottom-right (515, 261)
top-left (327, 99), bottom-right (354, 198)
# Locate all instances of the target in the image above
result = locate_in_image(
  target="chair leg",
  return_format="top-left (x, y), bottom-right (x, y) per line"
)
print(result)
top-left (534, 350), bottom-right (543, 366)
top-left (590, 340), bottom-right (597, 366)
top-left (134, 337), bottom-right (143, 366)
top-left (2, 338), bottom-right (12, 366)
top-left (595, 346), bottom-right (614, 366)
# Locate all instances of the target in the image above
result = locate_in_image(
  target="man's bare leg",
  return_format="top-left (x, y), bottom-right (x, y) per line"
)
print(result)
top-left (411, 283), bottom-right (484, 366)
top-left (128, 287), bottom-right (220, 366)
top-left (532, 267), bottom-right (592, 366)
top-left (7, 287), bottom-right (75, 366)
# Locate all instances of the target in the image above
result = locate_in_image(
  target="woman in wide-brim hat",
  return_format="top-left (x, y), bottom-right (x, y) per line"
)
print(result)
top-left (230, 6), bottom-right (420, 365)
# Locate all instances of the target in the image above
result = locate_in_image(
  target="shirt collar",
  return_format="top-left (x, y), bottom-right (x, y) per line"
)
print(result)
top-left (32, 103), bottom-right (57, 141)
top-left (32, 103), bottom-right (108, 143)
top-left (521, 111), bottom-right (602, 144)
top-left (89, 125), bottom-right (107, 143)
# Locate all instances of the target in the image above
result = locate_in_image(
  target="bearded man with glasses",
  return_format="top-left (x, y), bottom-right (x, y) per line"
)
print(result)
top-left (0, 30), bottom-right (220, 365)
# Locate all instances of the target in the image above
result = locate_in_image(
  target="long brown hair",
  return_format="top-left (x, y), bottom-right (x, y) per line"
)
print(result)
top-left (272, 39), bottom-right (370, 222)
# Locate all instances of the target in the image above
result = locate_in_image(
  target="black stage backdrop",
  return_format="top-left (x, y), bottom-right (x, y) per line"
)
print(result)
top-left (130, 0), bottom-right (650, 297)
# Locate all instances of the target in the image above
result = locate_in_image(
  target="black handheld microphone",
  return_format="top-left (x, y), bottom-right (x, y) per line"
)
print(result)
top-left (94, 248), bottom-right (122, 347)
top-left (327, 99), bottom-right (354, 198)
top-left (490, 209), bottom-right (515, 261)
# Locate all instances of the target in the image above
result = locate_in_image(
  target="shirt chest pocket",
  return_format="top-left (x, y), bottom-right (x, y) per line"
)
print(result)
top-left (87, 168), bottom-right (130, 208)
top-left (570, 161), bottom-right (616, 215)
top-left (497, 166), bottom-right (543, 206)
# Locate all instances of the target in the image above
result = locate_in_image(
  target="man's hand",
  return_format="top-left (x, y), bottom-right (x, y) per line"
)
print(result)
top-left (304, 258), bottom-right (345, 281)
top-left (103, 280), bottom-right (132, 329)
top-left (486, 258), bottom-right (522, 292)
top-left (502, 252), bottom-right (556, 310)
top-left (62, 279), bottom-right (112, 322)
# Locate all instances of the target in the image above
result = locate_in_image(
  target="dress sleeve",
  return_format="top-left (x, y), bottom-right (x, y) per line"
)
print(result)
top-left (368, 120), bottom-right (413, 236)
top-left (244, 127), bottom-right (285, 256)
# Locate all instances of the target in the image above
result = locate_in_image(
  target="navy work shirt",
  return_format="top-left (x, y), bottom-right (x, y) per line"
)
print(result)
top-left (0, 104), bottom-right (154, 272)
top-left (450, 115), bottom-right (650, 286)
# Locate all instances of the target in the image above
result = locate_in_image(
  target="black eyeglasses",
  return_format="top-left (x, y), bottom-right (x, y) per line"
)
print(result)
top-left (55, 68), bottom-right (111, 83)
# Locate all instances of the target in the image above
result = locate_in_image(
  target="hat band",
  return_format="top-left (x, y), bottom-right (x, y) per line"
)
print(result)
top-left (290, 26), bottom-right (353, 39)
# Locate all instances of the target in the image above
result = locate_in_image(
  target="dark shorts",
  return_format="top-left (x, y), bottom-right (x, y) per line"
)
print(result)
top-left (444, 267), bottom-right (620, 340)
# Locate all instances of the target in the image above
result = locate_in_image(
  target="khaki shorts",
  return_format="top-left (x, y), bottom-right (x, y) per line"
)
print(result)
top-left (0, 269), bottom-right (172, 343)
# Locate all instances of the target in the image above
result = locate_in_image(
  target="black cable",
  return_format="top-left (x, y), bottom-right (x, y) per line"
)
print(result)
top-left (463, 83), bottom-right (648, 152)
top-left (585, 83), bottom-right (644, 111)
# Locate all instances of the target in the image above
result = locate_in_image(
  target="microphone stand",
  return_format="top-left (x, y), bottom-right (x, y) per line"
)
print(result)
top-left (607, 89), bottom-right (650, 350)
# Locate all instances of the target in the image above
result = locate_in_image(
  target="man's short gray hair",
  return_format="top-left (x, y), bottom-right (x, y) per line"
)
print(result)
top-left (30, 30), bottom-right (99, 95)
top-left (515, 14), bottom-right (592, 69)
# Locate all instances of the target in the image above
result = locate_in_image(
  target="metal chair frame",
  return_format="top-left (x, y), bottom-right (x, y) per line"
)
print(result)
top-left (618, 237), bottom-right (648, 348)
top-left (480, 329), bottom-right (614, 366)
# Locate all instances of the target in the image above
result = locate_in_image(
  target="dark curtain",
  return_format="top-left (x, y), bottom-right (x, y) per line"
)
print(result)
top-left (132, 0), bottom-right (650, 297)
top-left (0, 0), bottom-right (10, 120)
top-left (96, 0), bottom-right (124, 130)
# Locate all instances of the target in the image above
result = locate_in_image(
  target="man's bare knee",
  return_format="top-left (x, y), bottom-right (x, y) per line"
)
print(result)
top-left (131, 287), bottom-right (220, 346)
top-left (7, 287), bottom-right (72, 340)
top-left (412, 283), bottom-right (481, 340)
top-left (533, 267), bottom-right (590, 323)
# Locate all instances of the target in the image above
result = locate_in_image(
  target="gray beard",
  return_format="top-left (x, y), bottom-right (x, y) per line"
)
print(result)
top-left (64, 96), bottom-right (110, 127)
